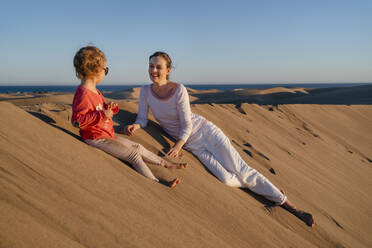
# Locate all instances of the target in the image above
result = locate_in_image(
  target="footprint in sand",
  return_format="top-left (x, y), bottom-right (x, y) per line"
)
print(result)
top-left (242, 143), bottom-right (275, 174)
top-left (269, 168), bottom-right (276, 175)
top-left (330, 216), bottom-right (344, 229)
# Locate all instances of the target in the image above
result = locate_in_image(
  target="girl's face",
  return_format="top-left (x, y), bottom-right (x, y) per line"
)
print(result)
top-left (96, 61), bottom-right (108, 84)
top-left (148, 56), bottom-right (171, 84)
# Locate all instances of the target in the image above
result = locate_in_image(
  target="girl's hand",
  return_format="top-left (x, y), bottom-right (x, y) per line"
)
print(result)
top-left (124, 124), bottom-right (140, 136)
top-left (103, 109), bottom-right (113, 119)
top-left (105, 102), bottom-right (119, 114)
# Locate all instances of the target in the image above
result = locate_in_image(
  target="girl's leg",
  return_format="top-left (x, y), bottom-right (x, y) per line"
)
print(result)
top-left (115, 136), bottom-right (165, 166)
top-left (85, 138), bottom-right (159, 182)
top-left (115, 136), bottom-right (186, 169)
top-left (202, 122), bottom-right (286, 205)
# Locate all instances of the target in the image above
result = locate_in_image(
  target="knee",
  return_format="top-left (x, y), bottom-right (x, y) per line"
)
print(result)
top-left (126, 144), bottom-right (143, 163)
top-left (219, 174), bottom-right (241, 187)
top-left (131, 143), bottom-right (144, 153)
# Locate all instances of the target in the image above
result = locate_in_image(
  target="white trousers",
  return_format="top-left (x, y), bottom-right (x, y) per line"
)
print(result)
top-left (85, 136), bottom-right (166, 182)
top-left (185, 121), bottom-right (286, 205)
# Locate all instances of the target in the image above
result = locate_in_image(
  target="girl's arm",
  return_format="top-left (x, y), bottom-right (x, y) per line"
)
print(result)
top-left (71, 92), bottom-right (110, 128)
top-left (72, 109), bottom-right (107, 128)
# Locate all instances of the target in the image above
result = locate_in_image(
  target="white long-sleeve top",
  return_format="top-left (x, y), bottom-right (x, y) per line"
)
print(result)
top-left (135, 83), bottom-right (206, 142)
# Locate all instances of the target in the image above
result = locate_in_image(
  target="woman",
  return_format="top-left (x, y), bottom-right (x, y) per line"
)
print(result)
top-left (124, 51), bottom-right (314, 226)
top-left (71, 46), bottom-right (185, 188)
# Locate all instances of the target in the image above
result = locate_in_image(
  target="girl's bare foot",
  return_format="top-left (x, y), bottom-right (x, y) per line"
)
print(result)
top-left (164, 162), bottom-right (187, 169)
top-left (167, 178), bottom-right (180, 188)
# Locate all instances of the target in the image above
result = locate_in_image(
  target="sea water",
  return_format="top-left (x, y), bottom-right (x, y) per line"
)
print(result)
top-left (0, 83), bottom-right (371, 93)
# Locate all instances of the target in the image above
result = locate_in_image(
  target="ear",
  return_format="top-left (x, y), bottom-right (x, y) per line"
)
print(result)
top-left (167, 67), bottom-right (171, 75)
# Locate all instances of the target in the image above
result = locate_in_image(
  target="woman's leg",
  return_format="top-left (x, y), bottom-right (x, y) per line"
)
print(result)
top-left (281, 199), bottom-right (315, 227)
top-left (192, 148), bottom-right (242, 187)
top-left (186, 129), bottom-right (241, 187)
top-left (200, 123), bottom-right (314, 226)
top-left (201, 122), bottom-right (286, 205)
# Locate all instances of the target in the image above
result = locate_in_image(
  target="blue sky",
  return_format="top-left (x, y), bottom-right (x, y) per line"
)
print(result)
top-left (0, 0), bottom-right (371, 85)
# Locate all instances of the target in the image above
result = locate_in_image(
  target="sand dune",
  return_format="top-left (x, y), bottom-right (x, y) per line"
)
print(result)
top-left (1, 86), bottom-right (372, 247)
top-left (0, 93), bottom-right (75, 106)
top-left (103, 87), bottom-right (141, 101)
top-left (188, 85), bottom-right (372, 105)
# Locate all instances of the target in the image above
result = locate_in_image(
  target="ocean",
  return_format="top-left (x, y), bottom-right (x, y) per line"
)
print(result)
top-left (0, 83), bottom-right (371, 93)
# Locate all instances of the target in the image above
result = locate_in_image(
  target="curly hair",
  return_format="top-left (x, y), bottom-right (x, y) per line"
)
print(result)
top-left (73, 46), bottom-right (106, 79)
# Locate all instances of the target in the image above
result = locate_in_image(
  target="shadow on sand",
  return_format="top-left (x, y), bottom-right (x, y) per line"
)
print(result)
top-left (27, 108), bottom-right (295, 209)
top-left (27, 111), bottom-right (82, 141)
top-left (114, 109), bottom-right (175, 153)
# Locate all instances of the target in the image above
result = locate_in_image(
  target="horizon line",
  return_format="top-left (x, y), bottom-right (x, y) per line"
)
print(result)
top-left (0, 81), bottom-right (371, 86)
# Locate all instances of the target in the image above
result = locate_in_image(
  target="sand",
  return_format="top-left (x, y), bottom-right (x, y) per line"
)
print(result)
top-left (1, 85), bottom-right (372, 248)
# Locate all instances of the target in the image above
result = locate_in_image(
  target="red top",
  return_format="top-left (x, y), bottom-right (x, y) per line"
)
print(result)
top-left (72, 85), bottom-right (118, 140)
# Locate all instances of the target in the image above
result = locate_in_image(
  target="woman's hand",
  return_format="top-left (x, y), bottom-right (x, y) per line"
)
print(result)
top-left (166, 146), bottom-right (181, 158)
top-left (166, 140), bottom-right (185, 158)
top-left (124, 124), bottom-right (140, 136)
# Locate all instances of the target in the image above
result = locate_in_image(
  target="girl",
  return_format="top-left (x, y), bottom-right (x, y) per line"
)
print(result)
top-left (124, 51), bottom-right (314, 226)
top-left (72, 46), bottom-right (185, 188)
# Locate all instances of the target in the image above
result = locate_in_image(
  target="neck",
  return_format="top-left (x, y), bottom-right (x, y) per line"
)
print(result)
top-left (153, 79), bottom-right (169, 88)
top-left (81, 78), bottom-right (98, 90)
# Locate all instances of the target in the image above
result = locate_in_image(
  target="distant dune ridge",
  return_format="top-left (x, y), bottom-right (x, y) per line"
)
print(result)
top-left (1, 85), bottom-right (372, 248)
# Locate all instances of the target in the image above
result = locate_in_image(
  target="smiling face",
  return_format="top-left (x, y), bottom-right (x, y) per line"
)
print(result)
top-left (148, 56), bottom-right (171, 84)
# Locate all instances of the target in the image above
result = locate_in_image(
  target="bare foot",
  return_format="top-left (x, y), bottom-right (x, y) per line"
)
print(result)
top-left (164, 162), bottom-right (187, 169)
top-left (281, 201), bottom-right (315, 227)
top-left (295, 210), bottom-right (315, 227)
top-left (167, 178), bottom-right (180, 188)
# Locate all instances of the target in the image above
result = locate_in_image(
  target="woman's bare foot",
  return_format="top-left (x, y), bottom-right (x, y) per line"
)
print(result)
top-left (294, 210), bottom-right (314, 227)
top-left (167, 178), bottom-right (180, 188)
top-left (281, 200), bottom-right (315, 227)
top-left (164, 161), bottom-right (187, 169)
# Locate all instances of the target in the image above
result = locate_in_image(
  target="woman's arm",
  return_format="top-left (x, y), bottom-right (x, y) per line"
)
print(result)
top-left (166, 139), bottom-right (186, 158)
top-left (135, 86), bottom-right (149, 128)
top-left (167, 85), bottom-right (193, 158)
top-left (123, 86), bottom-right (148, 135)
top-left (176, 85), bottom-right (193, 142)
top-left (123, 123), bottom-right (141, 136)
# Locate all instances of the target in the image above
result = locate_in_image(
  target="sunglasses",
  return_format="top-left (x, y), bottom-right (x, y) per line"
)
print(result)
top-left (103, 67), bottom-right (109, 76)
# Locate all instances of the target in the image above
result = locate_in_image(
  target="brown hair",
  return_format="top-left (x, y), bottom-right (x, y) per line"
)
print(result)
top-left (73, 46), bottom-right (106, 79)
top-left (149, 51), bottom-right (173, 80)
